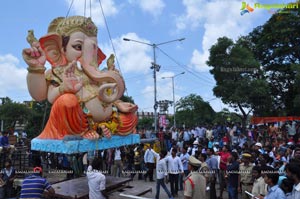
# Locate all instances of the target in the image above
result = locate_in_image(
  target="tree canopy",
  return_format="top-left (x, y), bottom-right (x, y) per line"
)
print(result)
top-left (207, 36), bottom-right (271, 125)
top-left (207, 7), bottom-right (300, 120)
top-left (176, 94), bottom-right (215, 128)
top-left (0, 98), bottom-right (30, 130)
top-left (246, 10), bottom-right (300, 116)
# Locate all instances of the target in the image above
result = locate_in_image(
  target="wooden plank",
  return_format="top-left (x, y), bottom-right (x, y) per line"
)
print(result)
top-left (51, 176), bottom-right (132, 199)
top-left (119, 193), bottom-right (154, 199)
top-left (122, 187), bottom-right (152, 196)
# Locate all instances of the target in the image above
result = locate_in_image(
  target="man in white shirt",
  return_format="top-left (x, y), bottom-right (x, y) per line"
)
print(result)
top-left (171, 129), bottom-right (178, 142)
top-left (165, 148), bottom-right (184, 197)
top-left (21, 131), bottom-right (27, 139)
top-left (144, 144), bottom-right (155, 181)
top-left (149, 149), bottom-right (174, 199)
top-left (252, 166), bottom-right (267, 197)
top-left (286, 121), bottom-right (296, 136)
top-left (112, 148), bottom-right (123, 177)
top-left (87, 157), bottom-right (106, 199)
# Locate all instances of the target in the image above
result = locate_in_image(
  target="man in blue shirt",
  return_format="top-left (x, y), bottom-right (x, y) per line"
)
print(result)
top-left (0, 131), bottom-right (15, 159)
top-left (20, 166), bottom-right (55, 198)
top-left (226, 152), bottom-right (240, 199)
top-left (206, 148), bottom-right (219, 199)
top-left (256, 169), bottom-right (286, 199)
top-left (179, 147), bottom-right (190, 190)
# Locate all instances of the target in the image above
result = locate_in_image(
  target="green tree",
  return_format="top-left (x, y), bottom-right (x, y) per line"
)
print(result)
top-left (0, 97), bottom-right (30, 130)
top-left (207, 37), bottom-right (271, 128)
top-left (25, 100), bottom-right (51, 138)
top-left (213, 108), bottom-right (242, 125)
top-left (137, 117), bottom-right (153, 130)
top-left (247, 9), bottom-right (300, 116)
top-left (120, 95), bottom-right (135, 104)
top-left (176, 94), bottom-right (215, 128)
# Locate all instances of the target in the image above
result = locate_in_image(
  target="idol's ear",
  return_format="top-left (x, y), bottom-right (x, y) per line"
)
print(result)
top-left (97, 47), bottom-right (106, 66)
top-left (39, 33), bottom-right (68, 67)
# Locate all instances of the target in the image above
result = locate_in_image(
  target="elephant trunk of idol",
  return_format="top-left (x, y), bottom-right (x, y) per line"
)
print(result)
top-left (96, 71), bottom-right (125, 104)
top-left (79, 39), bottom-right (125, 103)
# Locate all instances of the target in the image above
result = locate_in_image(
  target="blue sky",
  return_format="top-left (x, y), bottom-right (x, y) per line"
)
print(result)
top-left (0, 0), bottom-right (286, 114)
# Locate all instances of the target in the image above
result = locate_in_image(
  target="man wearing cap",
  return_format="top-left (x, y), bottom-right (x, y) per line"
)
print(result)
top-left (239, 153), bottom-right (254, 199)
top-left (20, 166), bottom-right (55, 198)
top-left (184, 156), bottom-right (206, 199)
top-left (255, 143), bottom-right (264, 154)
top-left (190, 141), bottom-right (199, 156)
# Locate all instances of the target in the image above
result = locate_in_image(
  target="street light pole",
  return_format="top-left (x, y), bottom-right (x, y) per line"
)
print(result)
top-left (162, 72), bottom-right (185, 128)
top-left (171, 77), bottom-right (175, 127)
top-left (151, 44), bottom-right (159, 133)
top-left (123, 37), bottom-right (185, 133)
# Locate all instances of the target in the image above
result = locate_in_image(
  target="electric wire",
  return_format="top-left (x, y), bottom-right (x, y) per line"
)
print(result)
top-left (157, 46), bottom-right (215, 85)
top-left (156, 46), bottom-right (215, 87)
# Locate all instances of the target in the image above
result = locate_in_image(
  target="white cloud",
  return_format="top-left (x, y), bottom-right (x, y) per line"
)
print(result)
top-left (176, 0), bottom-right (265, 72)
top-left (99, 32), bottom-right (152, 73)
top-left (0, 54), bottom-right (30, 102)
top-left (129, 0), bottom-right (165, 17)
top-left (190, 49), bottom-right (211, 72)
top-left (64, 0), bottom-right (118, 27)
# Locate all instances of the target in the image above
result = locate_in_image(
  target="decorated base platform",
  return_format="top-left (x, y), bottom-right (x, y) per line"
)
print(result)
top-left (31, 134), bottom-right (140, 154)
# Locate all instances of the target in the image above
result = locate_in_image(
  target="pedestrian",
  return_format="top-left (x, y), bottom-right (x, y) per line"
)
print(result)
top-left (20, 166), bottom-right (55, 198)
top-left (239, 153), bottom-right (254, 199)
top-left (252, 166), bottom-right (268, 197)
top-left (280, 178), bottom-right (294, 199)
top-left (179, 147), bottom-right (190, 191)
top-left (218, 145), bottom-right (231, 199)
top-left (132, 146), bottom-right (143, 180)
top-left (112, 147), bottom-right (124, 177)
top-left (0, 160), bottom-right (15, 198)
top-left (144, 144), bottom-right (155, 182)
top-left (149, 149), bottom-right (174, 199)
top-left (206, 148), bottom-right (219, 199)
top-left (165, 148), bottom-right (184, 197)
top-left (82, 152), bottom-right (88, 172)
top-left (285, 162), bottom-right (300, 199)
top-left (256, 169), bottom-right (286, 199)
top-left (226, 151), bottom-right (239, 199)
top-left (0, 131), bottom-right (15, 159)
top-left (87, 157), bottom-right (106, 199)
top-left (184, 156), bottom-right (206, 199)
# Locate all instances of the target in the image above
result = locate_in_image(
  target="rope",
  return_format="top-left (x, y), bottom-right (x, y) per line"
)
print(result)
top-left (90, 0), bottom-right (92, 17)
top-left (97, 0), bottom-right (128, 96)
top-left (84, 0), bottom-right (87, 18)
top-left (65, 0), bottom-right (75, 18)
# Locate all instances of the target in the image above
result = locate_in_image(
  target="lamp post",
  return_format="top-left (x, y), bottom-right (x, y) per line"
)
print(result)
top-left (162, 72), bottom-right (185, 128)
top-left (123, 37), bottom-right (185, 133)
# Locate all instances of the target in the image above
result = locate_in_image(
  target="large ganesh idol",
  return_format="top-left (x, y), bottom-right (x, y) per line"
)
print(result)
top-left (22, 16), bottom-right (138, 143)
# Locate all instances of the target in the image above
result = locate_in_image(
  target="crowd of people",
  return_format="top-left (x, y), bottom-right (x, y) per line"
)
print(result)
top-left (81, 121), bottom-right (300, 199)
top-left (0, 121), bottom-right (300, 199)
